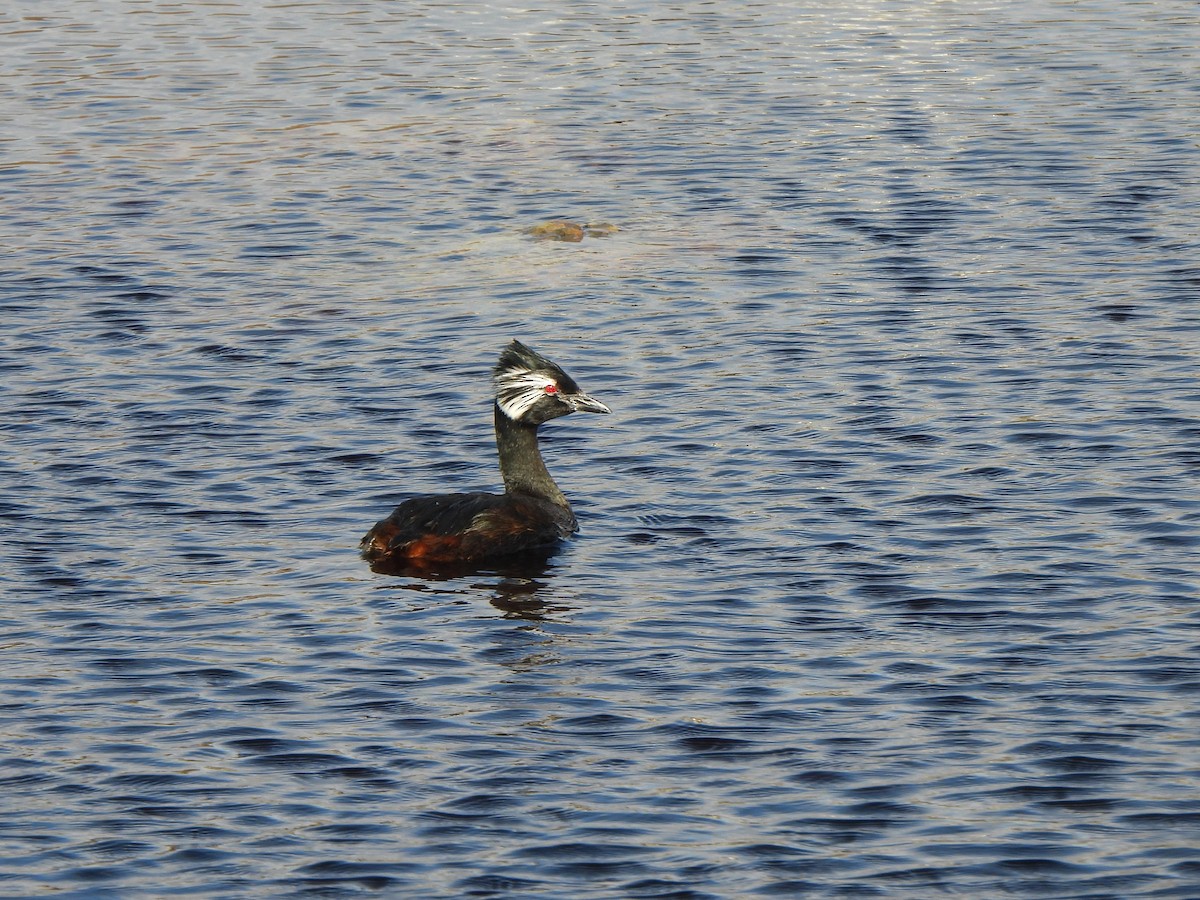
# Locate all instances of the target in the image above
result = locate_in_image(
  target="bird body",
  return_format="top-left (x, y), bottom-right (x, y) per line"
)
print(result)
top-left (362, 341), bottom-right (608, 568)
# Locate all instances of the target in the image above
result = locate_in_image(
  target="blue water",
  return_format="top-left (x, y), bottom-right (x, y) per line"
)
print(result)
top-left (2, 1), bottom-right (1199, 897)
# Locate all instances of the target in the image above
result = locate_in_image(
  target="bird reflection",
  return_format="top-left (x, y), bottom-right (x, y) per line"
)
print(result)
top-left (367, 551), bottom-right (566, 619)
top-left (486, 575), bottom-right (559, 619)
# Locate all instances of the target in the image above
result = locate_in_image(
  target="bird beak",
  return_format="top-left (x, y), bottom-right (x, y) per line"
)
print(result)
top-left (570, 392), bottom-right (611, 414)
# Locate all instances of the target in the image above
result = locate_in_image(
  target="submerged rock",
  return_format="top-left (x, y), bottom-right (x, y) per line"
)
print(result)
top-left (524, 220), bottom-right (620, 242)
top-left (526, 220), bottom-right (585, 242)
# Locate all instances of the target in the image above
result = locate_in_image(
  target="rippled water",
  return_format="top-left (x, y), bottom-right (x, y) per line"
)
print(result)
top-left (3, 1), bottom-right (1200, 897)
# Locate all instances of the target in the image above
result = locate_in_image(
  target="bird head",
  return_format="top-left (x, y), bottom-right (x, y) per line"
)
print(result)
top-left (493, 340), bottom-right (610, 425)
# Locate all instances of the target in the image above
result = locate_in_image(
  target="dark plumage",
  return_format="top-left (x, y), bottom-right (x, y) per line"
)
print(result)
top-left (361, 340), bottom-right (609, 568)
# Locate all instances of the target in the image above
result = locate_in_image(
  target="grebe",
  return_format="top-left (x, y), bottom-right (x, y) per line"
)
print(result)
top-left (361, 340), bottom-right (610, 567)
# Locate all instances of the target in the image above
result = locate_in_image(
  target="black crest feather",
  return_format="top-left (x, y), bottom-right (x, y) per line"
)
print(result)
top-left (493, 340), bottom-right (573, 387)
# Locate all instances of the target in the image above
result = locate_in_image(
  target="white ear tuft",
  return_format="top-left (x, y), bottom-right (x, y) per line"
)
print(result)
top-left (495, 367), bottom-right (556, 420)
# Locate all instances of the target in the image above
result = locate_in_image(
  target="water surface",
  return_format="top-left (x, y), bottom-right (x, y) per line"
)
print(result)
top-left (2, 1), bottom-right (1199, 897)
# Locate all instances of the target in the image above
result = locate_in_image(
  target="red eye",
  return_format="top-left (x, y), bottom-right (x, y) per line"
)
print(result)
top-left (543, 383), bottom-right (558, 394)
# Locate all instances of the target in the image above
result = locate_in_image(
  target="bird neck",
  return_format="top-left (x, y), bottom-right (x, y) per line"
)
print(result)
top-left (494, 403), bottom-right (570, 509)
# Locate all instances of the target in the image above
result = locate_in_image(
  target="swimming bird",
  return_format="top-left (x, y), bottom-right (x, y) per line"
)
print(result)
top-left (361, 340), bottom-right (609, 567)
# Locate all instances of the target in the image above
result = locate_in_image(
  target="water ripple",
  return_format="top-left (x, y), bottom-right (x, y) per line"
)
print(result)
top-left (2, 0), bottom-right (1198, 897)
